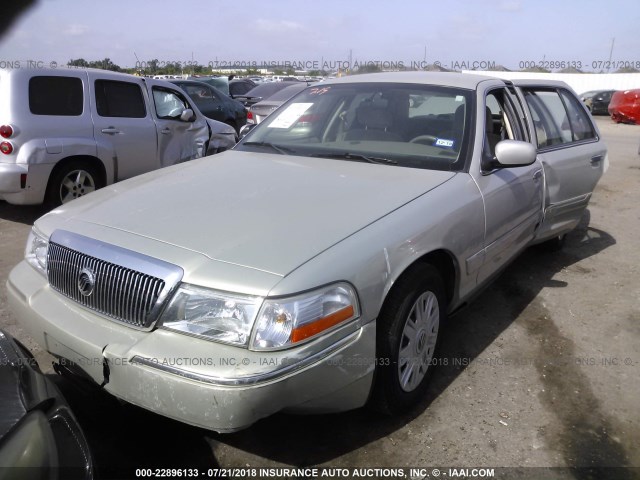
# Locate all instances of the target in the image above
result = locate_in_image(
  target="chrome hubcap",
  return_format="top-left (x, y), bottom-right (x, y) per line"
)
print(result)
top-left (60, 170), bottom-right (96, 204)
top-left (398, 290), bottom-right (439, 392)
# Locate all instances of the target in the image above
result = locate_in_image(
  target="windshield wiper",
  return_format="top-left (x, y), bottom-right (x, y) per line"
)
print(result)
top-left (242, 142), bottom-right (296, 155)
top-left (311, 152), bottom-right (398, 165)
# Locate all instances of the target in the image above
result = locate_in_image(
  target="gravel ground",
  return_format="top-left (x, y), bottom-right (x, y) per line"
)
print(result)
top-left (0, 117), bottom-right (638, 479)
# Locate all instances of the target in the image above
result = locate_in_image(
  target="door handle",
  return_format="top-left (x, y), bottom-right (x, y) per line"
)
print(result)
top-left (591, 155), bottom-right (604, 166)
top-left (533, 169), bottom-right (543, 181)
top-left (101, 127), bottom-right (120, 135)
top-left (160, 128), bottom-right (171, 135)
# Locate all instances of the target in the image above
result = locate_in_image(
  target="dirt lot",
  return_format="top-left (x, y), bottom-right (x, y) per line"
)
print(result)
top-left (1, 117), bottom-right (638, 479)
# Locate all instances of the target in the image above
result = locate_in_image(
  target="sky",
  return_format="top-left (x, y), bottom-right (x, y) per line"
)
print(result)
top-left (0, 0), bottom-right (639, 72)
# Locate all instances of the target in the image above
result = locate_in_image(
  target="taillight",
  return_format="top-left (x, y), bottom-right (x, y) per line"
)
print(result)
top-left (0, 141), bottom-right (13, 155)
top-left (0, 125), bottom-right (13, 138)
top-left (247, 111), bottom-right (254, 120)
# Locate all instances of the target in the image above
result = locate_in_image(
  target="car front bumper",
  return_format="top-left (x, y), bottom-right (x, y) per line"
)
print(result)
top-left (7, 261), bottom-right (375, 432)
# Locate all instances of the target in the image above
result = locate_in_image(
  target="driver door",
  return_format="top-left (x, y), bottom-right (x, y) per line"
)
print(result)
top-left (145, 81), bottom-right (209, 166)
top-left (473, 87), bottom-right (544, 285)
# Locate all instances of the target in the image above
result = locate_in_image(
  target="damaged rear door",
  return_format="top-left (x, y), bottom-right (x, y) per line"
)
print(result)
top-left (516, 83), bottom-right (607, 239)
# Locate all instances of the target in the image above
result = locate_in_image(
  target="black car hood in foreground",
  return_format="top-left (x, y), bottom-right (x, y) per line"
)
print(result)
top-left (0, 330), bottom-right (93, 479)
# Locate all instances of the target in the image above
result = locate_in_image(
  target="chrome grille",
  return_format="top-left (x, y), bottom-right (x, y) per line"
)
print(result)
top-left (46, 230), bottom-right (183, 329)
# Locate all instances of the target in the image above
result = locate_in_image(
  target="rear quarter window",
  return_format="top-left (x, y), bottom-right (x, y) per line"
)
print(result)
top-left (29, 76), bottom-right (83, 116)
top-left (523, 88), bottom-right (596, 149)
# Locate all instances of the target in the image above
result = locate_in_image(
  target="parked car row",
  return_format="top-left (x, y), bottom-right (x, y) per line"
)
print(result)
top-left (0, 68), bottom-right (335, 209)
top-left (170, 79), bottom-right (247, 132)
top-left (581, 88), bottom-right (640, 124)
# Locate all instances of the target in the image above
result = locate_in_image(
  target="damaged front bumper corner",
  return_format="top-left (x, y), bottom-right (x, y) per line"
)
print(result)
top-left (7, 260), bottom-right (375, 433)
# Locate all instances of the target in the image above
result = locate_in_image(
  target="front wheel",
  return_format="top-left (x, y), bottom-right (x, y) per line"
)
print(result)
top-left (46, 162), bottom-right (102, 207)
top-left (371, 264), bottom-right (446, 414)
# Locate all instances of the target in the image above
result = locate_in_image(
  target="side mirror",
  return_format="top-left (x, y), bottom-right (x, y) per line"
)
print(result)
top-left (180, 109), bottom-right (195, 122)
top-left (239, 123), bottom-right (257, 140)
top-left (493, 140), bottom-right (537, 168)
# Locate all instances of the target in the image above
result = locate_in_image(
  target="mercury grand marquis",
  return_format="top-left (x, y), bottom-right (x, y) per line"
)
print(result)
top-left (7, 72), bottom-right (607, 432)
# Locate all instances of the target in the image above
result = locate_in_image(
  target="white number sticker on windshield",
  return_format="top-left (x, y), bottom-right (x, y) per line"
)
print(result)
top-left (435, 138), bottom-right (455, 148)
top-left (268, 103), bottom-right (314, 129)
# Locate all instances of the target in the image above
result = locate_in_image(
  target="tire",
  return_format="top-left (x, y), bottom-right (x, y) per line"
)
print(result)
top-left (371, 263), bottom-right (446, 414)
top-left (45, 161), bottom-right (102, 207)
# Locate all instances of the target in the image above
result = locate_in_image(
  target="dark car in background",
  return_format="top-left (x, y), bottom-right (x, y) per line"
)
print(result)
top-left (171, 79), bottom-right (247, 132)
top-left (580, 90), bottom-right (599, 103)
top-left (189, 76), bottom-right (230, 95)
top-left (584, 90), bottom-right (616, 115)
top-left (608, 89), bottom-right (640, 124)
top-left (229, 78), bottom-right (257, 98)
top-left (0, 329), bottom-right (93, 479)
top-left (234, 81), bottom-right (308, 108)
top-left (186, 77), bottom-right (256, 100)
top-left (247, 83), bottom-right (311, 124)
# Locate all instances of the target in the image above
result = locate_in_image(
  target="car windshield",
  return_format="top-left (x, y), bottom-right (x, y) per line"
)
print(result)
top-left (236, 82), bottom-right (473, 171)
top-left (242, 82), bottom-right (301, 100)
top-left (264, 84), bottom-right (310, 103)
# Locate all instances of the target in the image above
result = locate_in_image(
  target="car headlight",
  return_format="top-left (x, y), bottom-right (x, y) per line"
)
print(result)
top-left (25, 227), bottom-right (49, 277)
top-left (251, 283), bottom-right (359, 351)
top-left (159, 284), bottom-right (262, 347)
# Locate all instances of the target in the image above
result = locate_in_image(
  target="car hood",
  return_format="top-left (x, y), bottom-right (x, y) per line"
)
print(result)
top-left (49, 151), bottom-right (456, 276)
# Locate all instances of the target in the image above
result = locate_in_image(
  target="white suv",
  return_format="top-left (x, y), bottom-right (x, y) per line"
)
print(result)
top-left (0, 68), bottom-right (236, 206)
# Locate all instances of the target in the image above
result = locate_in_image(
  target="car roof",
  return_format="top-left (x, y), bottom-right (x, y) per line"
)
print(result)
top-left (1, 67), bottom-right (144, 82)
top-left (320, 71), bottom-right (502, 89)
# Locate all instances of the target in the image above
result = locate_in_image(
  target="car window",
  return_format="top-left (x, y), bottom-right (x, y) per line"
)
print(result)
top-left (266, 84), bottom-right (308, 102)
top-left (483, 88), bottom-right (525, 158)
top-left (195, 77), bottom-right (229, 96)
top-left (182, 84), bottom-right (219, 110)
top-left (29, 76), bottom-right (83, 116)
top-left (559, 90), bottom-right (596, 141)
top-left (237, 82), bottom-right (473, 172)
top-left (95, 80), bottom-right (146, 118)
top-left (152, 87), bottom-right (190, 119)
top-left (230, 81), bottom-right (254, 96)
top-left (523, 89), bottom-right (595, 148)
top-left (243, 82), bottom-right (297, 99)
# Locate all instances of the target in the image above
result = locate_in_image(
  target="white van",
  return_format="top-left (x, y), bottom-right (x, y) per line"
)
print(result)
top-left (0, 68), bottom-right (236, 206)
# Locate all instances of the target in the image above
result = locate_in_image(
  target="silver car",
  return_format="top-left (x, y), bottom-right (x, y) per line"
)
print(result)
top-left (7, 72), bottom-right (606, 432)
top-left (247, 83), bottom-right (311, 124)
top-left (0, 68), bottom-right (236, 206)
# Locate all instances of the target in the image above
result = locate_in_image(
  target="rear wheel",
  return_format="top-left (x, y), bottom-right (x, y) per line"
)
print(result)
top-left (46, 161), bottom-right (102, 207)
top-left (371, 264), bottom-right (446, 414)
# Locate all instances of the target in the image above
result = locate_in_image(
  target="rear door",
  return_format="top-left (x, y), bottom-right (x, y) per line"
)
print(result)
top-left (145, 81), bottom-right (209, 166)
top-left (91, 76), bottom-right (158, 180)
top-left (515, 83), bottom-right (607, 240)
